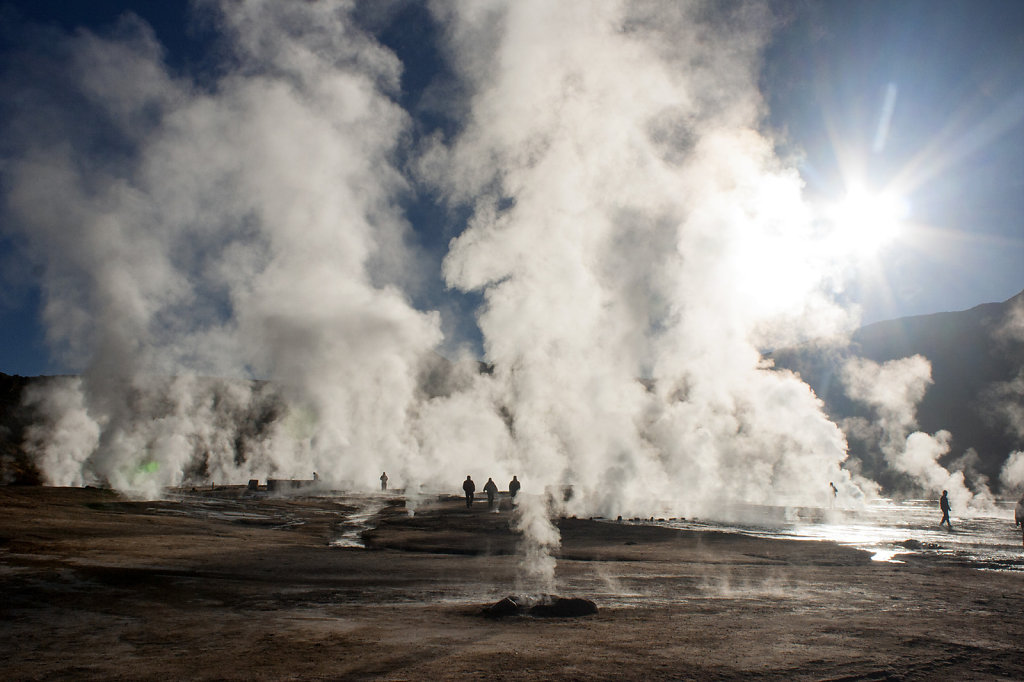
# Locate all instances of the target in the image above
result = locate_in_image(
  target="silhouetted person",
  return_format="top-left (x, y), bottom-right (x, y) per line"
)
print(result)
top-left (829, 481), bottom-right (838, 508)
top-left (484, 477), bottom-right (498, 510)
top-left (1016, 493), bottom-right (1024, 548)
top-left (939, 490), bottom-right (952, 529)
top-left (380, 472), bottom-right (388, 491)
top-left (463, 475), bottom-right (476, 508)
top-left (509, 475), bottom-right (521, 500)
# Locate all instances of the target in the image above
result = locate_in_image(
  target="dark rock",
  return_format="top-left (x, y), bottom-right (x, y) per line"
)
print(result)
top-left (529, 597), bottom-right (598, 618)
top-left (481, 596), bottom-right (521, 618)
top-left (481, 594), bottom-right (598, 619)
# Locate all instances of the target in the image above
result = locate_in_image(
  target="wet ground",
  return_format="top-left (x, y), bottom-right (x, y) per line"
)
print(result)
top-left (663, 498), bottom-right (1024, 571)
top-left (2, 486), bottom-right (1023, 680)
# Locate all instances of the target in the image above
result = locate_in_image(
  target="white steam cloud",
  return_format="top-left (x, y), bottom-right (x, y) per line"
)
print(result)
top-left (1000, 451), bottom-right (1024, 493)
top-left (1, 0), bottom-right (961, 584)
top-left (841, 355), bottom-right (991, 511)
top-left (512, 494), bottom-right (561, 594)
top-left (422, 1), bottom-right (861, 521)
top-left (5, 2), bottom-right (442, 497)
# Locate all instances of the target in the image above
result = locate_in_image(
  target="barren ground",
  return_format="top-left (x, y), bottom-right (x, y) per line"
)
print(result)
top-left (1, 486), bottom-right (1022, 680)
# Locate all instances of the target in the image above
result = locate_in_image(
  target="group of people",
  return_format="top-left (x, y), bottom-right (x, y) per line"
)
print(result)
top-left (462, 475), bottom-right (520, 510)
top-left (385, 473), bottom-right (1023, 546)
top-left (378, 470), bottom-right (522, 512)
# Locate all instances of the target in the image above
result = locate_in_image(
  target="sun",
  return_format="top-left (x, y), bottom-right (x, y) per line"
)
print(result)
top-left (825, 183), bottom-right (909, 256)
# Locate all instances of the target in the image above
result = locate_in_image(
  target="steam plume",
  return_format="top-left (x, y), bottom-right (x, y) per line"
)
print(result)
top-left (1000, 451), bottom-right (1024, 492)
top-left (3, 2), bottom-right (440, 495)
top-left (1, 2), bottom-right (917, 582)
top-left (425, 1), bottom-right (858, 521)
top-left (841, 355), bottom-right (987, 510)
top-left (512, 494), bottom-right (560, 594)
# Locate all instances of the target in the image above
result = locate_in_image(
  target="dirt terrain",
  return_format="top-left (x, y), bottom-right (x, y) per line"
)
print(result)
top-left (1, 486), bottom-right (1022, 680)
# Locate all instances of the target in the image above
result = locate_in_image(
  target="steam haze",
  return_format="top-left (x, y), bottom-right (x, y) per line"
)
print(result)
top-left (426, 1), bottom-right (856, 518)
top-left (4, 2), bottom-right (442, 496)
top-left (2, 0), bottom-right (1018, 536)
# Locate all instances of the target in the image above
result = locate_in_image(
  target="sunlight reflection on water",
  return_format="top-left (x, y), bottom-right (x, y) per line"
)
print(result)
top-left (667, 499), bottom-right (1024, 571)
top-left (328, 495), bottom-right (386, 548)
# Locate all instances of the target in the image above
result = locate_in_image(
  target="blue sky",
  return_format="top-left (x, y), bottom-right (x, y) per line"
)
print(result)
top-left (1, 0), bottom-right (1022, 377)
top-left (761, 1), bottom-right (1024, 324)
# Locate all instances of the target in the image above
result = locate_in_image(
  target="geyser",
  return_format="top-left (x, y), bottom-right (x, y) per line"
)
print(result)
top-left (4, 0), bottom-right (993, 589)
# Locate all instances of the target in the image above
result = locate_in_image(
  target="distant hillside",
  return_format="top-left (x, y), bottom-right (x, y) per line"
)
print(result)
top-left (771, 290), bottom-right (1024, 491)
top-left (0, 373), bottom-right (42, 484)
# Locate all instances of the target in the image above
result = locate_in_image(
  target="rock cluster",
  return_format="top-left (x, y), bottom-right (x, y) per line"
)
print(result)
top-left (481, 595), bottom-right (598, 619)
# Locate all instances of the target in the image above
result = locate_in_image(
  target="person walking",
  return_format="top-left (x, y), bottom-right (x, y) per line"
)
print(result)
top-left (462, 475), bottom-right (476, 508)
top-left (380, 472), bottom-right (388, 491)
top-left (484, 477), bottom-right (498, 510)
top-left (939, 490), bottom-right (952, 529)
top-left (1015, 492), bottom-right (1024, 548)
top-left (509, 475), bottom-right (521, 501)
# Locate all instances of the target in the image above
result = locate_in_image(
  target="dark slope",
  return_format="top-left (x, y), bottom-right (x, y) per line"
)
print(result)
top-left (0, 372), bottom-right (41, 483)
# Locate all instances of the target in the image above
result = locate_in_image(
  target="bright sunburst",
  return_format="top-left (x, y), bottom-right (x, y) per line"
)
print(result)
top-left (825, 183), bottom-right (910, 257)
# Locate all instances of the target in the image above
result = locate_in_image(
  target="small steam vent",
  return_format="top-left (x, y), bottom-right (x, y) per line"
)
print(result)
top-left (481, 594), bottom-right (598, 619)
